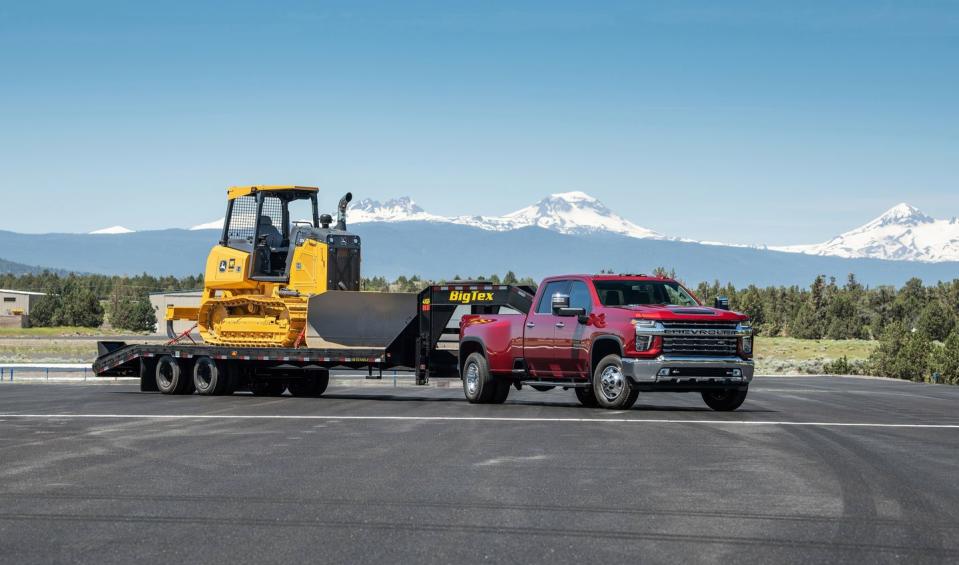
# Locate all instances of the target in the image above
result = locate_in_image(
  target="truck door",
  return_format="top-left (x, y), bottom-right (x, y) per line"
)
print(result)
top-left (524, 280), bottom-right (570, 377)
top-left (555, 280), bottom-right (593, 377)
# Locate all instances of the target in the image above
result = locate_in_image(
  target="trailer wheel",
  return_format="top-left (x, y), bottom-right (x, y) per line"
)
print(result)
top-left (288, 369), bottom-right (331, 398)
top-left (251, 380), bottom-right (287, 397)
top-left (193, 357), bottom-right (230, 396)
top-left (155, 355), bottom-right (192, 395)
top-left (462, 353), bottom-right (497, 404)
top-left (702, 388), bottom-right (748, 412)
top-left (592, 355), bottom-right (639, 410)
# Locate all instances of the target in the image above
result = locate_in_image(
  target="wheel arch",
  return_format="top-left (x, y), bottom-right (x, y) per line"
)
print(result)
top-left (590, 336), bottom-right (624, 379)
top-left (459, 337), bottom-right (488, 377)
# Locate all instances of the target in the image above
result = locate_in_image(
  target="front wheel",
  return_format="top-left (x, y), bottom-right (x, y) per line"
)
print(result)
top-left (702, 388), bottom-right (748, 412)
top-left (592, 355), bottom-right (639, 410)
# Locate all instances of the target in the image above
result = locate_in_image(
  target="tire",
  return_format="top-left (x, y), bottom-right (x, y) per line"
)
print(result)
top-left (155, 355), bottom-right (193, 395)
top-left (139, 357), bottom-right (159, 392)
top-left (702, 388), bottom-right (748, 412)
top-left (462, 353), bottom-right (499, 404)
top-left (251, 380), bottom-right (287, 397)
top-left (288, 369), bottom-right (331, 398)
top-left (531, 385), bottom-right (555, 392)
top-left (592, 354), bottom-right (639, 410)
top-left (491, 380), bottom-right (511, 404)
top-left (575, 386), bottom-right (599, 408)
top-left (193, 357), bottom-right (230, 396)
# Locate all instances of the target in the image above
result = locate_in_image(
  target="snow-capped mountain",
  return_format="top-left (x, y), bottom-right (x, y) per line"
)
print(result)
top-left (190, 219), bottom-right (224, 231)
top-left (773, 203), bottom-right (959, 263)
top-left (89, 225), bottom-right (135, 235)
top-left (348, 191), bottom-right (665, 240)
top-left (349, 197), bottom-right (451, 224)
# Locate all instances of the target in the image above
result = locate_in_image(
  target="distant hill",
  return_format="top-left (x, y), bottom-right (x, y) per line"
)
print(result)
top-left (1, 224), bottom-right (958, 287)
top-left (0, 257), bottom-right (73, 276)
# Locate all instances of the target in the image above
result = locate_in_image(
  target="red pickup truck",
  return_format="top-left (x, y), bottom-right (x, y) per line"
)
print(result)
top-left (458, 274), bottom-right (754, 411)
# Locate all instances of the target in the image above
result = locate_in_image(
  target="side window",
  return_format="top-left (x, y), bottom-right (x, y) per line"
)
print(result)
top-left (569, 281), bottom-right (592, 313)
top-left (227, 196), bottom-right (258, 241)
top-left (535, 281), bottom-right (570, 315)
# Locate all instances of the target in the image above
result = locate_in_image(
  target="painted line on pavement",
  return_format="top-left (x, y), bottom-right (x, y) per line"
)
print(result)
top-left (0, 414), bottom-right (956, 429)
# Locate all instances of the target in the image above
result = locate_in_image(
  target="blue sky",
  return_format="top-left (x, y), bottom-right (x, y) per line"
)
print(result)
top-left (1, 0), bottom-right (957, 244)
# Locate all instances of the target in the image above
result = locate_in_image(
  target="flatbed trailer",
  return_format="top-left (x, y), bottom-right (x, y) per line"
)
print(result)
top-left (94, 283), bottom-right (534, 394)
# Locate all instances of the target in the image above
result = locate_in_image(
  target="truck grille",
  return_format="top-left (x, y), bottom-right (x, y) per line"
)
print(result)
top-left (661, 321), bottom-right (739, 357)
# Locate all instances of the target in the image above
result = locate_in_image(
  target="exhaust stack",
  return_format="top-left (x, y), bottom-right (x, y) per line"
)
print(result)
top-left (336, 192), bottom-right (353, 231)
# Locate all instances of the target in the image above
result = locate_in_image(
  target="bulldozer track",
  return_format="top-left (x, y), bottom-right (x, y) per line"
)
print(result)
top-left (198, 294), bottom-right (309, 348)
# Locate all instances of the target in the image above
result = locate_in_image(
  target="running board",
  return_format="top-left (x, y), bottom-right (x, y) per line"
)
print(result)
top-left (521, 380), bottom-right (589, 389)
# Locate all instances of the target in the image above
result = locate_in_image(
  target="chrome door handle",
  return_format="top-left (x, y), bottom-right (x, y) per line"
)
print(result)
top-left (526, 322), bottom-right (536, 328)
top-left (555, 322), bottom-right (565, 328)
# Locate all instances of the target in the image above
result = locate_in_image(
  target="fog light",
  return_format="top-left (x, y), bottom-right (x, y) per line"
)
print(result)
top-left (732, 369), bottom-right (742, 377)
top-left (657, 368), bottom-right (670, 377)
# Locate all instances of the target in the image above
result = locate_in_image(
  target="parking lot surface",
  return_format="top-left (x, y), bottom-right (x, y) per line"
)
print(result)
top-left (0, 376), bottom-right (957, 564)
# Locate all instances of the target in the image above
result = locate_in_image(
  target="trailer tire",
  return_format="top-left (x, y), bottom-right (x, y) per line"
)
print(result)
top-left (193, 357), bottom-right (229, 396)
top-left (139, 357), bottom-right (159, 392)
top-left (288, 369), bottom-right (330, 398)
top-left (575, 386), bottom-right (599, 408)
top-left (702, 388), bottom-right (748, 412)
top-left (155, 355), bottom-right (192, 395)
top-left (462, 353), bottom-right (497, 404)
top-left (592, 355), bottom-right (639, 410)
top-left (251, 380), bottom-right (286, 397)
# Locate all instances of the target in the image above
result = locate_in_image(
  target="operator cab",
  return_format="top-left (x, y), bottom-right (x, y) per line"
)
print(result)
top-left (219, 186), bottom-right (361, 290)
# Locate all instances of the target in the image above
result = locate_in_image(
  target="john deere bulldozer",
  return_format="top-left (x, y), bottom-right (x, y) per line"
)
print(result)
top-left (168, 186), bottom-right (416, 349)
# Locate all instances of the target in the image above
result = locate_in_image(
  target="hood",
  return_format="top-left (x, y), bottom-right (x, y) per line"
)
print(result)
top-left (611, 304), bottom-right (749, 322)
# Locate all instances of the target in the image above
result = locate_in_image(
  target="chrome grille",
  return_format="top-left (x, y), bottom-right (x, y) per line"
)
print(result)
top-left (661, 321), bottom-right (739, 357)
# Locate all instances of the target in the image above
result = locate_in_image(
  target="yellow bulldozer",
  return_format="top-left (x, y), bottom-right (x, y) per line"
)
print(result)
top-left (167, 185), bottom-right (414, 349)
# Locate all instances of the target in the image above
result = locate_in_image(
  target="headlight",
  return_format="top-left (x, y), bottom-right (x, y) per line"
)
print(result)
top-left (636, 335), bottom-right (654, 352)
top-left (634, 319), bottom-right (660, 352)
top-left (741, 336), bottom-right (753, 355)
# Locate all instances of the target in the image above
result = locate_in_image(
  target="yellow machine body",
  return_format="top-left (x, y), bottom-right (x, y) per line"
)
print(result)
top-left (167, 185), bottom-right (359, 348)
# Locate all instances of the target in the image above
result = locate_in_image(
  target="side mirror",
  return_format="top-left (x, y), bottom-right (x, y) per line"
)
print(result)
top-left (551, 294), bottom-right (571, 314)
top-left (714, 296), bottom-right (730, 310)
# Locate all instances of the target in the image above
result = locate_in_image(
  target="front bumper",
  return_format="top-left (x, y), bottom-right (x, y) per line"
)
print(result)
top-left (621, 356), bottom-right (754, 386)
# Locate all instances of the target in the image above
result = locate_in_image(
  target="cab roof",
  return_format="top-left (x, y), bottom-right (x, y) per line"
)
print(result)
top-left (544, 274), bottom-right (677, 283)
top-left (227, 185), bottom-right (319, 200)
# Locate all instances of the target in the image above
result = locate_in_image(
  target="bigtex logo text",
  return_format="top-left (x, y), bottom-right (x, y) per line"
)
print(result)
top-left (449, 290), bottom-right (495, 304)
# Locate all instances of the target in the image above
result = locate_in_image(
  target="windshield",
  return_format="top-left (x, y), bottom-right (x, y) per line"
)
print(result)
top-left (594, 280), bottom-right (699, 307)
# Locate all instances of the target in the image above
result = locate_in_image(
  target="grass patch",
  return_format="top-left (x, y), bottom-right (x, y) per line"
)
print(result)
top-left (755, 337), bottom-right (878, 375)
top-left (0, 327), bottom-right (109, 337)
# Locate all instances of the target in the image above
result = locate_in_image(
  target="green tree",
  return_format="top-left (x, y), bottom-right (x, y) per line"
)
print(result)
top-left (112, 296), bottom-right (157, 332)
top-left (61, 287), bottom-right (104, 327)
top-left (29, 293), bottom-right (63, 327)
top-left (869, 322), bottom-right (933, 382)
top-left (789, 302), bottom-right (823, 339)
top-left (930, 331), bottom-right (959, 385)
top-left (915, 301), bottom-right (956, 342)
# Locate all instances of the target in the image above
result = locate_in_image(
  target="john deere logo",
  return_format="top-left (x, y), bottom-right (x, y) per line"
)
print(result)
top-left (449, 290), bottom-right (494, 304)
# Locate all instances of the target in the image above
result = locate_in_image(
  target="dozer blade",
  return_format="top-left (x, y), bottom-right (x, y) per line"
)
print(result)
top-left (306, 291), bottom-right (419, 350)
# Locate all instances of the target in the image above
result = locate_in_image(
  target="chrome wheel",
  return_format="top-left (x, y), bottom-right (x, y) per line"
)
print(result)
top-left (599, 365), bottom-right (625, 402)
top-left (465, 362), bottom-right (480, 397)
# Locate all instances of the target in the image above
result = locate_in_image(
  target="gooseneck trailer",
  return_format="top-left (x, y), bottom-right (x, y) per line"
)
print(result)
top-left (93, 284), bottom-right (534, 395)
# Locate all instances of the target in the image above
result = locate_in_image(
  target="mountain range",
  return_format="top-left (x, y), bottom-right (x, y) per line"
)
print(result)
top-left (165, 192), bottom-right (959, 264)
top-left (0, 192), bottom-right (954, 286)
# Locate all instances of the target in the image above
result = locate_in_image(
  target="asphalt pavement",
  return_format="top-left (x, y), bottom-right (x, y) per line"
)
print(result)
top-left (0, 376), bottom-right (957, 565)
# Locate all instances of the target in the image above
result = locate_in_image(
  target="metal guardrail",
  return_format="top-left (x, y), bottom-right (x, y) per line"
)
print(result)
top-left (0, 363), bottom-right (95, 382)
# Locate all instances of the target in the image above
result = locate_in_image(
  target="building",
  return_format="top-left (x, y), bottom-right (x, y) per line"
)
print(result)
top-left (149, 290), bottom-right (203, 336)
top-left (0, 289), bottom-right (46, 328)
